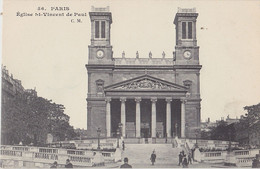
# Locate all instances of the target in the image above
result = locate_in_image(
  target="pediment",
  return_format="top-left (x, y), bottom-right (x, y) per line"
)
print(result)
top-left (104, 74), bottom-right (188, 92)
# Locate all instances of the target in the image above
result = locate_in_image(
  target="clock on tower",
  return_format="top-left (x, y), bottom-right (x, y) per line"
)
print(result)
top-left (174, 8), bottom-right (199, 65)
top-left (88, 6), bottom-right (113, 65)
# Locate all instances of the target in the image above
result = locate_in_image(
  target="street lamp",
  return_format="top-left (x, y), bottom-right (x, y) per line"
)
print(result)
top-left (228, 130), bottom-right (232, 153)
top-left (175, 123), bottom-right (178, 138)
top-left (195, 133), bottom-right (198, 148)
top-left (117, 123), bottom-right (122, 148)
top-left (97, 128), bottom-right (101, 150)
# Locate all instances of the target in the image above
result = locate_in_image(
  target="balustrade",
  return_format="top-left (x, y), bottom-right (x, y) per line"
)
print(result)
top-left (67, 150), bottom-right (85, 156)
top-left (204, 152), bottom-right (222, 157)
top-left (0, 145), bottom-right (115, 167)
top-left (12, 146), bottom-right (29, 151)
top-left (69, 156), bottom-right (91, 163)
top-left (34, 152), bottom-right (58, 160)
top-left (234, 150), bottom-right (250, 156)
top-left (39, 148), bottom-right (58, 154)
top-left (1, 150), bottom-right (22, 157)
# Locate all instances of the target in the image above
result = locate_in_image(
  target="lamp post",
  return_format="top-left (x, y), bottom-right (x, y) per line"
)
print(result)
top-left (117, 123), bottom-right (122, 148)
top-left (97, 128), bottom-right (101, 150)
top-left (228, 130), bottom-right (232, 153)
top-left (175, 123), bottom-right (178, 138)
top-left (194, 128), bottom-right (200, 148)
top-left (195, 133), bottom-right (198, 148)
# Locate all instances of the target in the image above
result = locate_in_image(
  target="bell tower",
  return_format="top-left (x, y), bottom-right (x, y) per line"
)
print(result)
top-left (174, 8), bottom-right (199, 65)
top-left (86, 6), bottom-right (114, 137)
top-left (88, 6), bottom-right (113, 65)
top-left (173, 8), bottom-right (201, 138)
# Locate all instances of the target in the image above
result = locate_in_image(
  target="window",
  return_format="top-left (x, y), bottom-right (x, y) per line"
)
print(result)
top-left (188, 22), bottom-right (192, 39)
top-left (101, 21), bottom-right (106, 38)
top-left (182, 22), bottom-right (186, 39)
top-left (95, 21), bottom-right (100, 38)
top-left (182, 22), bottom-right (193, 39)
top-left (95, 21), bottom-right (106, 39)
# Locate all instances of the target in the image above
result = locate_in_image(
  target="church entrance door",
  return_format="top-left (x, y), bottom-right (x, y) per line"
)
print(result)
top-left (141, 128), bottom-right (150, 138)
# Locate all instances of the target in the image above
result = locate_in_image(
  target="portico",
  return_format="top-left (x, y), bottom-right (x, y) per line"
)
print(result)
top-left (104, 75), bottom-right (188, 138)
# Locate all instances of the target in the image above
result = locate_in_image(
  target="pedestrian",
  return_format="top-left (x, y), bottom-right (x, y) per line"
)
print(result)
top-left (120, 157), bottom-right (132, 168)
top-left (50, 161), bottom-right (57, 168)
top-left (182, 155), bottom-right (188, 168)
top-left (188, 153), bottom-right (192, 164)
top-left (150, 150), bottom-right (156, 165)
top-left (65, 159), bottom-right (73, 168)
top-left (122, 141), bottom-right (125, 151)
top-left (178, 152), bottom-right (183, 166)
top-left (191, 148), bottom-right (195, 160)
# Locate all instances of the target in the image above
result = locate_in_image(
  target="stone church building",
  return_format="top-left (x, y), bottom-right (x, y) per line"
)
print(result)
top-left (86, 7), bottom-right (201, 139)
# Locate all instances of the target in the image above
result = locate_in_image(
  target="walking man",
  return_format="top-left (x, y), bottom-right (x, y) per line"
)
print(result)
top-left (122, 141), bottom-right (125, 151)
top-left (150, 150), bottom-right (156, 165)
top-left (182, 155), bottom-right (188, 168)
top-left (178, 152), bottom-right (183, 166)
top-left (188, 153), bottom-right (192, 164)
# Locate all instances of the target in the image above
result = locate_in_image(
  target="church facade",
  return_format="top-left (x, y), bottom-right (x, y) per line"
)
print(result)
top-left (86, 7), bottom-right (201, 139)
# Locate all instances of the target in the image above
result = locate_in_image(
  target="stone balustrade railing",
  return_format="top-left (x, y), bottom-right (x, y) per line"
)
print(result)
top-left (114, 58), bottom-right (174, 66)
top-left (0, 145), bottom-right (116, 167)
top-left (178, 138), bottom-right (239, 150)
top-left (201, 151), bottom-right (226, 163)
top-left (198, 149), bottom-right (260, 167)
top-left (53, 139), bottom-right (118, 150)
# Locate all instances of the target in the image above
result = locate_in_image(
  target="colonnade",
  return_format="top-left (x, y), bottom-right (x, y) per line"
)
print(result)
top-left (105, 97), bottom-right (186, 138)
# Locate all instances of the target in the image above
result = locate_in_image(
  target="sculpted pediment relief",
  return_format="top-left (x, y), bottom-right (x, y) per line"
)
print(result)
top-left (104, 75), bottom-right (187, 92)
top-left (116, 79), bottom-right (173, 90)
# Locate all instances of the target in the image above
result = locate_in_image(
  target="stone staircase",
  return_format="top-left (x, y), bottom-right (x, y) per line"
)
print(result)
top-left (122, 144), bottom-right (182, 165)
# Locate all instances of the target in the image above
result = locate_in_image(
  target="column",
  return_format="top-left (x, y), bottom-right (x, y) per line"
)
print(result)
top-left (166, 97), bottom-right (172, 138)
top-left (120, 97), bottom-right (126, 137)
top-left (181, 99), bottom-right (186, 138)
top-left (151, 97), bottom-right (157, 138)
top-left (135, 97), bottom-right (141, 138)
top-left (105, 97), bottom-right (111, 137)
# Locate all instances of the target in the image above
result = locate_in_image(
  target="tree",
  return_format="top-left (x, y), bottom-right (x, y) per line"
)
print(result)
top-left (1, 90), bottom-right (77, 145)
top-left (210, 121), bottom-right (236, 141)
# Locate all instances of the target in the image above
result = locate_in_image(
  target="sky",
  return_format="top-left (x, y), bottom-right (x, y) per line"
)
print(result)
top-left (2, 0), bottom-right (260, 129)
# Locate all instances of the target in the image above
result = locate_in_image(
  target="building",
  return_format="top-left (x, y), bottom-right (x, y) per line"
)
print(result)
top-left (201, 116), bottom-right (240, 132)
top-left (225, 115), bottom-right (239, 125)
top-left (201, 118), bottom-right (217, 132)
top-left (1, 66), bottom-right (24, 105)
top-left (1, 66), bottom-right (25, 144)
top-left (86, 7), bottom-right (202, 138)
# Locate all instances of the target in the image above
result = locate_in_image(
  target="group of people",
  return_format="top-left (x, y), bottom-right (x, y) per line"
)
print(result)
top-left (178, 151), bottom-right (192, 168)
top-left (50, 159), bottom-right (73, 168)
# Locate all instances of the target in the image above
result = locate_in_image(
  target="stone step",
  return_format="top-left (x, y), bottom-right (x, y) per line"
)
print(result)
top-left (122, 144), bottom-right (182, 164)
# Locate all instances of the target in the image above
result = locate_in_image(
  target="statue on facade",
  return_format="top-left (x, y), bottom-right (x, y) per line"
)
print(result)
top-left (149, 51), bottom-right (152, 58)
top-left (136, 51), bottom-right (139, 58)
top-left (162, 51), bottom-right (166, 58)
top-left (173, 51), bottom-right (176, 61)
top-left (122, 51), bottom-right (125, 58)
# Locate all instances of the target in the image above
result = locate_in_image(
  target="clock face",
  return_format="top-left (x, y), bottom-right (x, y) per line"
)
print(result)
top-left (183, 51), bottom-right (192, 59)
top-left (96, 50), bottom-right (104, 58)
